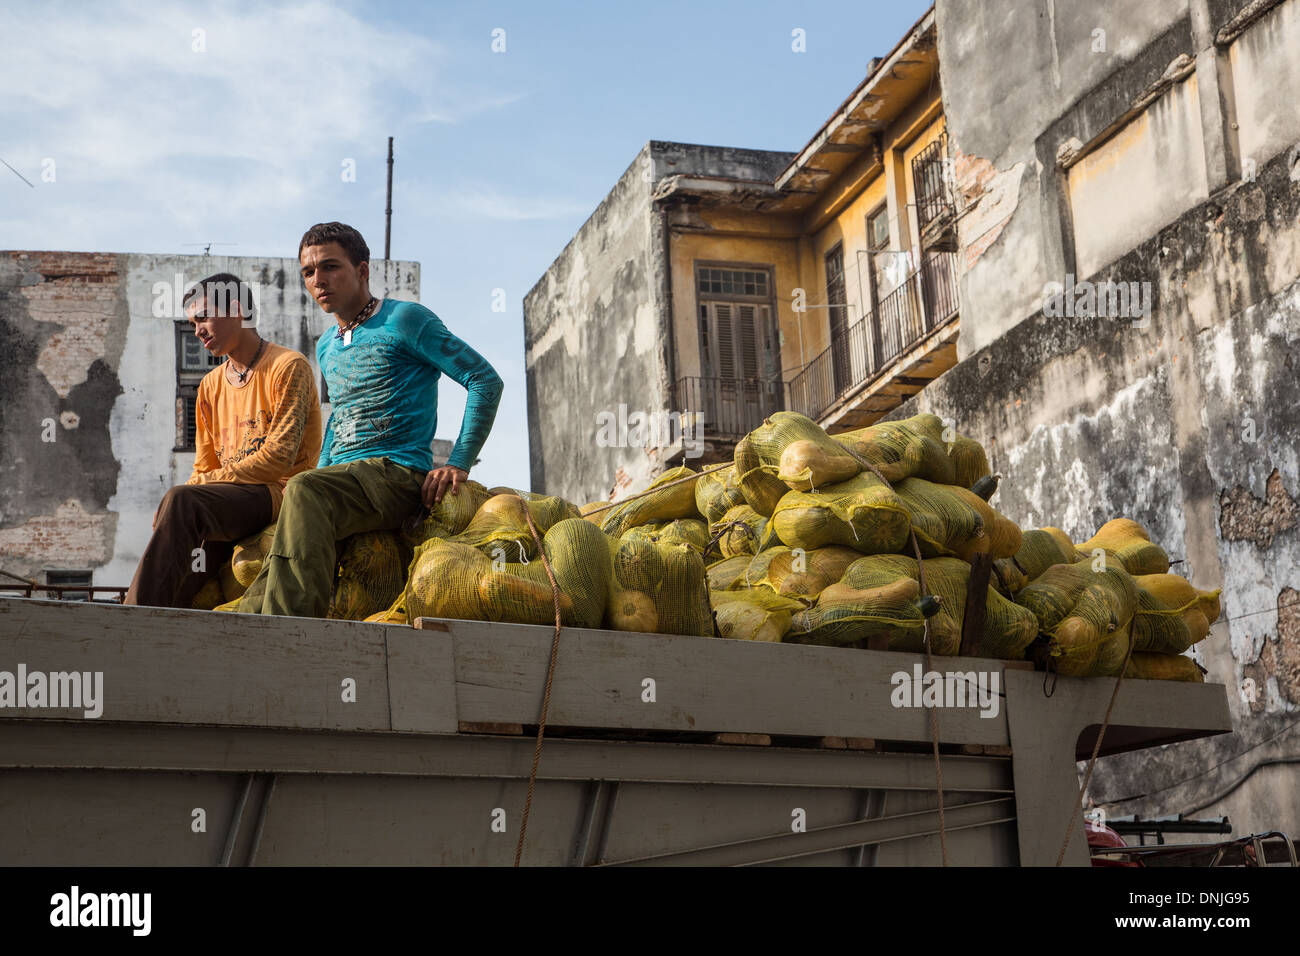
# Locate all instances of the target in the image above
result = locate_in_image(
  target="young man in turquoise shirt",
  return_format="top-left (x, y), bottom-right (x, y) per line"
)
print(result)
top-left (239, 221), bottom-right (503, 617)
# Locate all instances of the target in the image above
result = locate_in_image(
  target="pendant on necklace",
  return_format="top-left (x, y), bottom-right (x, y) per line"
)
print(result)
top-left (343, 329), bottom-right (353, 346)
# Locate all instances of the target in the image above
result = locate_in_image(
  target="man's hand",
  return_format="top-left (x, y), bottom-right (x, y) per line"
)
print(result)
top-left (422, 465), bottom-right (468, 508)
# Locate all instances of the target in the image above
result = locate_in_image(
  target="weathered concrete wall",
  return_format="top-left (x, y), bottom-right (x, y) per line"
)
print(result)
top-left (0, 252), bottom-right (419, 588)
top-left (525, 141), bottom-right (797, 504)
top-left (938, 0), bottom-right (1196, 358)
top-left (891, 142), bottom-right (1300, 836)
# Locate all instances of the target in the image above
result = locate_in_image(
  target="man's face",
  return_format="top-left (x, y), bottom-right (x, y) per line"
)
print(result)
top-left (186, 294), bottom-right (246, 358)
top-left (299, 241), bottom-right (368, 315)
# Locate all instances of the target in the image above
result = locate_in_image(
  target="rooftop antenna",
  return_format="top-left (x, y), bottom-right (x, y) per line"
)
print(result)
top-left (181, 242), bottom-right (239, 256)
top-left (385, 136), bottom-right (394, 260)
top-left (0, 156), bottom-right (35, 188)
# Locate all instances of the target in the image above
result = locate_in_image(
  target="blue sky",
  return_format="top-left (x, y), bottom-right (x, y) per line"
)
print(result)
top-left (1, 0), bottom-right (932, 494)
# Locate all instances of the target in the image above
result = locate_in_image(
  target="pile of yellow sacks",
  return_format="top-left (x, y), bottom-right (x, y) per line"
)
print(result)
top-left (194, 411), bottom-right (1219, 682)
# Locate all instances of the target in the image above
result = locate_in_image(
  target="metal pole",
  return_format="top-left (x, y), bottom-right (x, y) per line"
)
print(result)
top-left (385, 136), bottom-right (394, 261)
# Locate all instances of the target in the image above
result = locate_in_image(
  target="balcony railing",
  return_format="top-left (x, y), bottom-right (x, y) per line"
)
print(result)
top-left (675, 375), bottom-right (784, 444)
top-left (787, 250), bottom-right (960, 422)
top-left (912, 134), bottom-right (954, 232)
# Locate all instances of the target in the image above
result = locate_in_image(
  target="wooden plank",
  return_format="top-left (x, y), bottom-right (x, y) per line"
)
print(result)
top-left (0, 598), bottom-right (391, 731)
top-left (444, 619), bottom-right (1013, 746)
top-left (711, 732), bottom-right (770, 746)
top-left (457, 721), bottom-right (524, 735)
top-left (959, 553), bottom-right (993, 657)
top-left (386, 628), bottom-right (459, 734)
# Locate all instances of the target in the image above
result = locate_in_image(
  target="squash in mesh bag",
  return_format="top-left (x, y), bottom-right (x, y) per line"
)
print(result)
top-left (604, 535), bottom-right (712, 637)
top-left (741, 545), bottom-right (861, 602)
top-left (1078, 518), bottom-right (1170, 576)
top-left (1130, 573), bottom-right (1221, 654)
top-left (695, 465), bottom-right (747, 525)
top-left (946, 436), bottom-right (992, 489)
top-left (787, 565), bottom-right (925, 648)
top-left (599, 466), bottom-right (701, 537)
top-left (706, 554), bottom-right (753, 592)
top-left (406, 540), bottom-right (493, 622)
top-left (1015, 559), bottom-right (1139, 676)
top-left (401, 478), bottom-right (492, 548)
top-left (710, 589), bottom-right (804, 642)
top-left (734, 434), bottom-right (791, 517)
top-left (710, 504), bottom-right (779, 558)
top-left (1124, 652), bottom-right (1205, 682)
top-left (329, 531), bottom-right (410, 621)
top-left (219, 561), bottom-right (246, 603)
top-left (191, 577), bottom-right (225, 610)
top-left (738, 412), bottom-right (860, 493)
top-left (833, 413), bottom-right (956, 485)
top-left (863, 555), bottom-right (1039, 659)
top-left (231, 523), bottom-right (276, 587)
top-left (892, 477), bottom-right (1022, 560)
top-left (994, 528), bottom-right (1079, 594)
top-left (452, 492), bottom-right (581, 561)
top-left (770, 472), bottom-right (911, 554)
top-left (623, 517), bottom-right (711, 555)
top-left (471, 518), bottom-right (609, 629)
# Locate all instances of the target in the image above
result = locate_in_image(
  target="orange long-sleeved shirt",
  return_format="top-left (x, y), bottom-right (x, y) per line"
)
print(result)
top-left (186, 342), bottom-right (322, 521)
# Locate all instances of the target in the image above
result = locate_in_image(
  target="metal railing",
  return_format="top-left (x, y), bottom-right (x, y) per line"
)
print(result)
top-left (912, 134), bottom-right (954, 232)
top-left (787, 250), bottom-right (960, 422)
top-left (675, 375), bottom-right (784, 443)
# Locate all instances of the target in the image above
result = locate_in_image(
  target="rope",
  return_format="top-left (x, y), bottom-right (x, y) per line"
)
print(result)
top-left (838, 449), bottom-right (950, 867)
top-left (581, 462), bottom-right (732, 517)
top-left (512, 494), bottom-right (564, 868)
top-left (1055, 636), bottom-right (1135, 866)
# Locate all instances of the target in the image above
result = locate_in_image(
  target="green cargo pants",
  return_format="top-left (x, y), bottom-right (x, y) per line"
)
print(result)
top-left (238, 457), bottom-right (426, 618)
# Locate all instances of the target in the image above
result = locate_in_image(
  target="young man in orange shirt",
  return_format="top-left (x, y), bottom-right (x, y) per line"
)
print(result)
top-left (124, 273), bottom-right (323, 608)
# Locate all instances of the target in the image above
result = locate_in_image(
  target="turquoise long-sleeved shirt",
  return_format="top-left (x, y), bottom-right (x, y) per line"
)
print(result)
top-left (317, 299), bottom-right (503, 473)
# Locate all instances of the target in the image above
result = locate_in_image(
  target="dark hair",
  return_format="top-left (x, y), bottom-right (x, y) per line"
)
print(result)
top-left (298, 222), bottom-right (370, 266)
top-left (183, 272), bottom-right (254, 321)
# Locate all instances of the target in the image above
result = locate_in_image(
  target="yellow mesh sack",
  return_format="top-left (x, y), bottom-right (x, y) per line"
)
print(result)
top-left (405, 540), bottom-right (492, 622)
top-left (451, 492), bottom-right (580, 561)
top-left (994, 528), bottom-right (1078, 594)
top-left (706, 555), bottom-right (753, 592)
top-left (863, 555), bottom-right (1040, 659)
top-left (710, 589), bottom-right (804, 642)
top-left (1078, 518), bottom-right (1170, 575)
top-left (710, 504), bottom-right (779, 558)
top-left (740, 412), bottom-right (861, 492)
top-left (1131, 574), bottom-right (1221, 654)
top-left (734, 433), bottom-right (792, 517)
top-left (401, 479), bottom-right (493, 548)
top-left (833, 413), bottom-right (956, 485)
top-left (786, 558), bottom-right (924, 648)
top-left (191, 578), bottom-right (225, 610)
top-left (946, 436), bottom-right (992, 489)
top-left (231, 523), bottom-right (276, 587)
top-left (892, 477), bottom-right (1022, 560)
top-left (770, 472), bottom-right (912, 554)
top-left (1124, 652), bottom-right (1205, 682)
top-left (624, 518), bottom-right (711, 555)
top-left (605, 535), bottom-right (712, 636)
top-left (599, 466), bottom-right (701, 537)
top-left (1015, 559), bottom-right (1139, 676)
top-left (741, 545), bottom-right (861, 602)
top-left (219, 561), bottom-right (246, 603)
top-left (695, 465), bottom-right (747, 525)
top-left (329, 531), bottom-right (410, 621)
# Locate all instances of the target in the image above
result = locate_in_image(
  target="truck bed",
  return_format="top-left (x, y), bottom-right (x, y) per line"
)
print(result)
top-left (0, 597), bottom-right (1232, 866)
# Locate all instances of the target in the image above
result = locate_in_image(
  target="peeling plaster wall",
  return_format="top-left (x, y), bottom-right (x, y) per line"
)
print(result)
top-left (0, 251), bottom-right (419, 588)
top-left (523, 145), bottom-right (661, 504)
top-left (524, 142), bottom-right (797, 504)
top-left (890, 143), bottom-right (1300, 835)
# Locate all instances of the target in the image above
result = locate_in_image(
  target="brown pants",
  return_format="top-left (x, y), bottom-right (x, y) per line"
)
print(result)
top-left (124, 483), bottom-right (273, 609)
